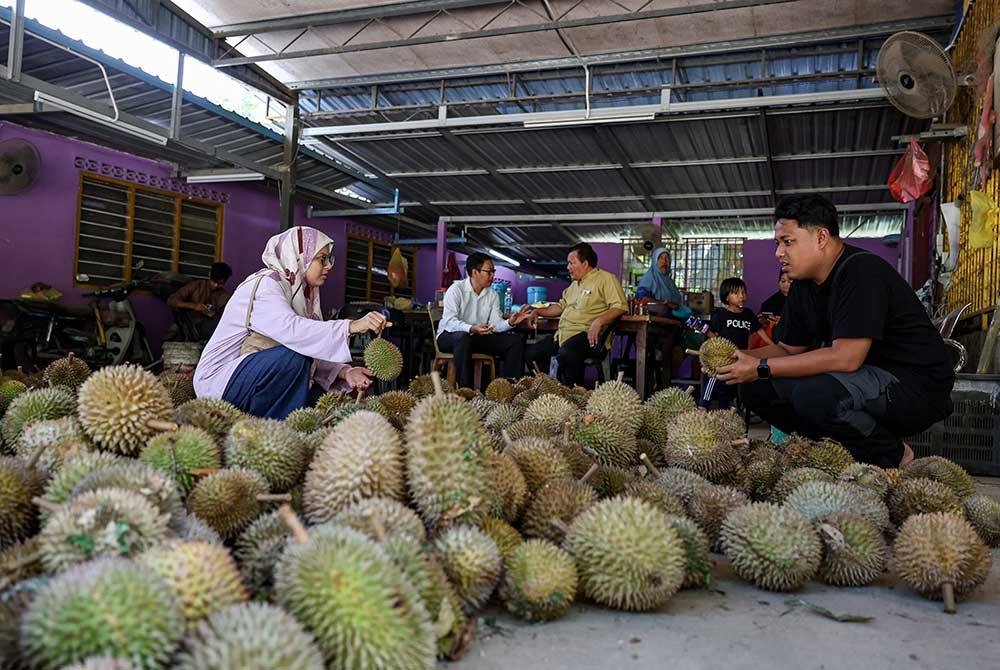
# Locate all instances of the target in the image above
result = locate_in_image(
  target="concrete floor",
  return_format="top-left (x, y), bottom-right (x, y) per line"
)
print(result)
top-left (450, 477), bottom-right (1000, 670)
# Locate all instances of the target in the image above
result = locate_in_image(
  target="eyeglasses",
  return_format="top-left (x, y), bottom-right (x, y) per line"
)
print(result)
top-left (313, 254), bottom-right (334, 268)
top-left (476, 267), bottom-right (496, 275)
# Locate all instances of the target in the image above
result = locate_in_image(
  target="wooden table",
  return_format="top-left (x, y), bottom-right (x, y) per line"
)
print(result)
top-left (521, 314), bottom-right (683, 398)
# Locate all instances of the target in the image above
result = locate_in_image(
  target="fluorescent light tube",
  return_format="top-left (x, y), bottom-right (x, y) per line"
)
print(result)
top-left (487, 248), bottom-right (520, 267)
top-left (34, 91), bottom-right (168, 146)
top-left (523, 113), bottom-right (655, 129)
top-left (186, 171), bottom-right (265, 183)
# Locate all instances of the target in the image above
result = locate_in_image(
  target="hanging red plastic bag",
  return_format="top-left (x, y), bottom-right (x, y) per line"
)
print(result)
top-left (888, 138), bottom-right (933, 203)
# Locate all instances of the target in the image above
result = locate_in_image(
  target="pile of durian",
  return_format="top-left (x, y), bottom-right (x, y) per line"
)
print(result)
top-left (1, 357), bottom-right (997, 670)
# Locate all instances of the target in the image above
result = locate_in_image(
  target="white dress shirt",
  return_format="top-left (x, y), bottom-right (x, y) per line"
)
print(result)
top-left (437, 278), bottom-right (513, 336)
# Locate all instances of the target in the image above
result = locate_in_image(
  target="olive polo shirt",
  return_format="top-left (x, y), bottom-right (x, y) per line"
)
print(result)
top-left (556, 268), bottom-right (627, 343)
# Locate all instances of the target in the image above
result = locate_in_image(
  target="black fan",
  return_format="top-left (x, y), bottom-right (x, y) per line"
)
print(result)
top-left (0, 138), bottom-right (41, 195)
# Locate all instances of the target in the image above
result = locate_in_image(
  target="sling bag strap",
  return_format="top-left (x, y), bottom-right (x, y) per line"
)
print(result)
top-left (239, 275), bottom-right (282, 356)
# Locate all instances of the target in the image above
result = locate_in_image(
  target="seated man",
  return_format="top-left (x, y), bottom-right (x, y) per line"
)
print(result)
top-left (716, 195), bottom-right (954, 468)
top-left (437, 252), bottom-right (529, 389)
top-left (524, 242), bottom-right (628, 387)
top-left (167, 262), bottom-right (233, 341)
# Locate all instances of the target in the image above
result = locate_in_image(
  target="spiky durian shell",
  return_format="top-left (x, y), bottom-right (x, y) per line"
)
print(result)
top-left (500, 539), bottom-right (577, 622)
top-left (504, 437), bottom-right (573, 493)
top-left (504, 418), bottom-right (551, 441)
top-left (637, 404), bottom-right (670, 445)
top-left (558, 440), bottom-right (598, 481)
top-left (176, 603), bottom-right (324, 670)
top-left (784, 481), bottom-right (891, 531)
top-left (815, 512), bottom-right (886, 587)
top-left (20, 558), bottom-right (184, 670)
top-left (707, 408), bottom-right (746, 444)
top-left (837, 462), bottom-right (892, 500)
top-left (225, 418), bottom-right (308, 494)
top-left (664, 514), bottom-right (712, 589)
top-left (530, 373), bottom-right (562, 397)
top-left (363, 337), bottom-right (404, 381)
top-left (1, 387), bottom-right (76, 448)
top-left (70, 460), bottom-right (186, 530)
top-left (233, 511), bottom-right (289, 600)
top-left (373, 390), bottom-right (418, 428)
top-left (174, 398), bottom-right (244, 442)
top-left (521, 479), bottom-right (597, 544)
top-left (139, 426), bottom-right (221, 497)
top-left (901, 456), bottom-right (976, 499)
top-left (76, 365), bottom-right (172, 455)
top-left (893, 512), bottom-right (992, 601)
top-left (963, 494), bottom-right (1000, 547)
top-left (159, 372), bottom-right (196, 407)
top-left (484, 404), bottom-right (524, 433)
top-left (0, 457), bottom-right (45, 550)
top-left (523, 394), bottom-right (577, 435)
top-left (485, 378), bottom-right (515, 402)
top-left (38, 487), bottom-right (171, 573)
top-left (593, 465), bottom-right (637, 499)
top-left (655, 467), bottom-right (712, 504)
top-left (332, 496), bottom-right (427, 543)
top-left (176, 515), bottom-right (222, 545)
top-left (275, 524), bottom-right (436, 670)
top-left (769, 467), bottom-right (836, 503)
top-left (284, 408), bottom-right (325, 434)
top-left (584, 381), bottom-right (642, 433)
top-left (0, 576), bottom-right (44, 669)
top-left (315, 389), bottom-right (351, 416)
top-left (433, 524), bottom-right (502, 613)
top-left (623, 480), bottom-right (686, 517)
top-left (566, 496), bottom-right (686, 611)
top-left (782, 437), bottom-right (855, 476)
top-left (1, 537), bottom-right (44, 585)
top-left (15, 416), bottom-right (91, 471)
top-left (0, 379), bottom-right (28, 416)
top-left (574, 416), bottom-right (637, 468)
top-left (303, 411), bottom-right (404, 524)
top-left (644, 387), bottom-right (696, 426)
top-left (60, 658), bottom-right (135, 670)
top-left (698, 337), bottom-right (737, 376)
top-left (663, 411), bottom-right (739, 481)
top-left (888, 477), bottom-right (963, 526)
top-left (409, 374), bottom-right (452, 398)
top-left (187, 469), bottom-right (270, 540)
top-left (687, 484), bottom-right (750, 551)
top-left (720, 502), bottom-right (822, 592)
top-left (42, 355), bottom-right (91, 393)
top-left (479, 516), bottom-right (523, 560)
top-left (485, 451), bottom-right (528, 523)
top-left (39, 451), bottom-right (121, 518)
top-left (746, 456), bottom-right (787, 501)
top-left (140, 541), bottom-right (248, 623)
top-left (406, 393), bottom-right (491, 528)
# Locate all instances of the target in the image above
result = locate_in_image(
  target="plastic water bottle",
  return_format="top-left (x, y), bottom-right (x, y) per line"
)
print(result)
top-left (503, 285), bottom-right (513, 316)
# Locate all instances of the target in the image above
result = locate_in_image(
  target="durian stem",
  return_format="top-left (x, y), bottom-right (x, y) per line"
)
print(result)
top-left (532, 362), bottom-right (542, 375)
top-left (730, 438), bottom-right (750, 447)
top-left (430, 371), bottom-right (444, 397)
top-left (639, 453), bottom-right (662, 478)
top-left (278, 504), bottom-right (310, 544)
top-left (685, 385), bottom-right (695, 395)
top-left (364, 509), bottom-right (387, 542)
top-left (256, 493), bottom-right (293, 503)
top-left (188, 468), bottom-right (220, 477)
top-left (147, 420), bottom-right (179, 432)
top-left (616, 370), bottom-right (625, 383)
top-left (67, 352), bottom-right (74, 362)
top-left (26, 441), bottom-right (49, 469)
top-left (31, 496), bottom-right (61, 513)
top-left (562, 420), bottom-right (572, 444)
top-left (579, 463), bottom-right (599, 484)
top-left (942, 582), bottom-right (957, 614)
top-left (355, 388), bottom-right (364, 404)
top-left (579, 445), bottom-right (600, 460)
top-left (501, 429), bottom-right (513, 450)
top-left (550, 517), bottom-right (572, 536)
top-left (684, 349), bottom-right (701, 356)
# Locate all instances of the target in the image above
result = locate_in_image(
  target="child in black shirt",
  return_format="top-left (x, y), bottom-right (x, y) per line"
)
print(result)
top-left (699, 277), bottom-right (773, 409)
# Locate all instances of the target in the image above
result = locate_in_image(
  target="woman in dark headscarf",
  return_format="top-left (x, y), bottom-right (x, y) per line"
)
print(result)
top-left (635, 247), bottom-right (682, 304)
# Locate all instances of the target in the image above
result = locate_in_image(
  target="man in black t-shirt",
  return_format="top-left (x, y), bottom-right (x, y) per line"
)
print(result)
top-left (715, 195), bottom-right (954, 467)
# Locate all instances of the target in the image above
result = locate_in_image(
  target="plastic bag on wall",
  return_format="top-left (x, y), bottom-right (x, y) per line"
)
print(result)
top-left (888, 138), bottom-right (933, 203)
top-left (387, 246), bottom-right (409, 293)
top-left (968, 190), bottom-right (1000, 249)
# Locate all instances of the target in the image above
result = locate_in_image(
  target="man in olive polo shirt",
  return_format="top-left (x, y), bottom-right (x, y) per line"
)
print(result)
top-left (524, 242), bottom-right (628, 386)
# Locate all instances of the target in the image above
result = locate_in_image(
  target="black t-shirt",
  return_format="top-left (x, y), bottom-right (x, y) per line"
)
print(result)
top-left (760, 291), bottom-right (786, 316)
top-left (780, 244), bottom-right (953, 389)
top-left (709, 307), bottom-right (761, 349)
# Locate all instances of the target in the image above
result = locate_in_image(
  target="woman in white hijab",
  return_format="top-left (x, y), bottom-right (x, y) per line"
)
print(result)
top-left (194, 226), bottom-right (388, 418)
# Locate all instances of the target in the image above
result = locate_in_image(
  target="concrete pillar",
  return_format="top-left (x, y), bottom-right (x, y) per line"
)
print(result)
top-left (435, 217), bottom-right (447, 291)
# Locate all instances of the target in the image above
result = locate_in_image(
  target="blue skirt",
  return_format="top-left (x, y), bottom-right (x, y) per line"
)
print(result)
top-left (221, 345), bottom-right (323, 419)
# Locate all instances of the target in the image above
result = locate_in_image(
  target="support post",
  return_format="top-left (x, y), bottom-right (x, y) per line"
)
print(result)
top-left (5, 0), bottom-right (25, 82)
top-left (279, 94), bottom-right (300, 231)
top-left (170, 52), bottom-right (185, 139)
top-left (435, 216), bottom-right (447, 294)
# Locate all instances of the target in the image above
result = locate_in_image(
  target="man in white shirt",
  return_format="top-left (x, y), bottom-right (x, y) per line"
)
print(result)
top-left (437, 252), bottom-right (531, 389)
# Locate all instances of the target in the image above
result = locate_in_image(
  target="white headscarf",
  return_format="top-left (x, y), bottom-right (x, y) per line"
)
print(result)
top-left (244, 226), bottom-right (333, 320)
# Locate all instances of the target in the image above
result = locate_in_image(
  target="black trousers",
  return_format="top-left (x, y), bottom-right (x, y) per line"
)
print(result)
top-left (524, 332), bottom-right (601, 387)
top-left (436, 331), bottom-right (525, 389)
top-left (741, 371), bottom-right (953, 468)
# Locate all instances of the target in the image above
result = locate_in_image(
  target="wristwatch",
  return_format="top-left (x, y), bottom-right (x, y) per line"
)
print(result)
top-left (757, 358), bottom-right (771, 380)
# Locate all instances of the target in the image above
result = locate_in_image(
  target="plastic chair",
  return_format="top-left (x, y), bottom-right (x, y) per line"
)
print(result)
top-left (933, 303), bottom-right (971, 373)
top-left (582, 317), bottom-right (621, 385)
top-left (427, 304), bottom-right (496, 390)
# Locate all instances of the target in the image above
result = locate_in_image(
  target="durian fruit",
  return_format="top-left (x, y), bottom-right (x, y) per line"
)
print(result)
top-left (0, 456), bottom-right (45, 550)
top-left (505, 418), bottom-right (551, 441)
top-left (39, 451), bottom-right (121, 516)
top-left (373, 390), bottom-right (418, 428)
top-left (746, 456), bottom-right (787, 501)
top-left (637, 404), bottom-right (670, 446)
top-left (720, 502), bottom-right (822, 592)
top-left (504, 437), bottom-right (573, 493)
top-left (15, 416), bottom-right (91, 471)
top-left (174, 398), bottom-right (244, 442)
top-left (643, 387), bottom-right (696, 428)
top-left (455, 387), bottom-right (479, 400)
top-left (433, 524), bottom-right (502, 612)
top-left (77, 365), bottom-right (174, 455)
top-left (304, 411), bottom-right (404, 524)
top-left (69, 460), bottom-right (186, 530)
top-left (480, 516), bottom-right (523, 560)
top-left (187, 469), bottom-right (271, 540)
top-left (315, 389), bottom-right (350, 416)
top-left (38, 487), bottom-right (171, 573)
top-left (464, 396), bottom-right (495, 420)
top-left (782, 436), bottom-right (855, 476)
top-left (663, 514), bottom-right (712, 589)
top-left (234, 511), bottom-right (289, 600)
top-left (159, 372), bottom-right (196, 407)
top-left (523, 394), bottom-right (577, 435)
top-left (176, 602), bottom-right (324, 670)
top-left (655, 467), bottom-right (712, 505)
top-left (59, 658), bottom-right (135, 670)
top-left (20, 557), bottom-right (184, 670)
top-left (593, 465), bottom-right (637, 499)
top-left (815, 512), bottom-right (886, 587)
top-left (566, 385), bottom-right (591, 409)
top-left (321, 403), bottom-right (367, 428)
top-left (769, 467), bottom-right (835, 503)
top-left (225, 418), bottom-right (308, 494)
top-left (689, 336), bottom-right (737, 376)
top-left (963, 494), bottom-right (1000, 547)
top-left (140, 540), bottom-right (247, 623)
top-left (364, 336), bottom-right (404, 381)
top-left (0, 378), bottom-right (28, 415)
top-left (284, 408), bottom-right (325, 434)
top-left (485, 378), bottom-right (515, 402)
top-left (888, 477), bottom-right (963, 526)
top-left (1, 537), bottom-right (44, 585)
top-left (566, 496), bottom-right (686, 611)
top-left (521, 479), bottom-right (597, 544)
top-left (663, 410), bottom-right (740, 481)
top-left (409, 374), bottom-right (452, 398)
top-left (623, 480), bottom-right (686, 517)
top-left (485, 451), bottom-right (528, 523)
top-left (707, 408), bottom-right (747, 444)
top-left (574, 416), bottom-right (637, 468)
top-left (176, 515), bottom-right (223, 545)
top-left (883, 467), bottom-right (903, 487)
top-left (1, 387), bottom-right (76, 448)
top-left (0, 576), bottom-right (44, 669)
top-left (406, 380), bottom-right (491, 528)
top-left (275, 523), bottom-right (436, 669)
top-left (838, 463), bottom-right (892, 500)
top-left (530, 372), bottom-right (562, 397)
top-left (42, 353), bottom-right (91, 393)
top-left (140, 426), bottom-right (221, 497)
top-left (901, 456), bottom-right (976, 499)
top-left (784, 481), bottom-right (891, 531)
top-left (585, 380), bottom-right (642, 433)
top-left (894, 512), bottom-right (992, 612)
top-left (500, 539), bottom-right (577, 622)
top-left (687, 484), bottom-right (750, 551)
top-left (559, 440), bottom-right (598, 482)
top-left (332, 497), bottom-right (427, 543)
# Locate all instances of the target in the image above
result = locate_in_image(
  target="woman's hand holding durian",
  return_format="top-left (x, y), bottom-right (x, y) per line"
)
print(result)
top-left (338, 366), bottom-right (375, 390)
top-left (349, 310), bottom-right (391, 335)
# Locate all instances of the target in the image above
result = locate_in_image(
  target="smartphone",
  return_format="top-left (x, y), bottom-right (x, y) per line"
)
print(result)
top-left (685, 314), bottom-right (709, 335)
